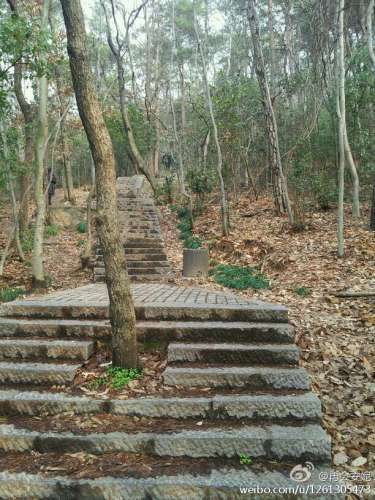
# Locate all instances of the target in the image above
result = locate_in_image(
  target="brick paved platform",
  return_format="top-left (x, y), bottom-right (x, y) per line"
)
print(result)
top-left (0, 284), bottom-right (287, 323)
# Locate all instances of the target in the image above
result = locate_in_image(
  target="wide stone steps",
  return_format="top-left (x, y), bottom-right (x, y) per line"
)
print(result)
top-left (163, 366), bottom-right (310, 389)
top-left (0, 339), bottom-right (93, 361)
top-left (0, 423), bottom-right (330, 462)
top-left (0, 318), bottom-right (293, 344)
top-left (1, 302), bottom-right (288, 322)
top-left (0, 469), bottom-right (345, 500)
top-left (0, 390), bottom-right (322, 420)
top-left (0, 361), bottom-right (79, 386)
top-left (94, 267), bottom-right (168, 276)
top-left (168, 342), bottom-right (299, 365)
top-left (95, 259), bottom-right (170, 268)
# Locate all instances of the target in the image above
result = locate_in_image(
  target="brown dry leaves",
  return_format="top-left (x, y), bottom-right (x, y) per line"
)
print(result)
top-left (161, 193), bottom-right (375, 477)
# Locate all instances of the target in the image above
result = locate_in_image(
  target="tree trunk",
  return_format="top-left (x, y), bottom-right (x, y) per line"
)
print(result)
top-left (370, 179), bottom-right (375, 230)
top-left (60, 0), bottom-right (138, 368)
top-left (193, 3), bottom-right (229, 236)
top-left (32, 0), bottom-right (50, 289)
top-left (336, 0), bottom-right (345, 257)
top-left (100, 0), bottom-right (156, 192)
top-left (6, 0), bottom-right (33, 238)
top-left (61, 127), bottom-right (76, 205)
top-left (367, 0), bottom-right (375, 72)
top-left (247, 0), bottom-right (294, 225)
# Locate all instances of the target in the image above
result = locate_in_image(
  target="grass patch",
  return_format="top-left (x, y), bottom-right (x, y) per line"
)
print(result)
top-left (0, 287), bottom-right (25, 303)
top-left (45, 224), bottom-right (59, 237)
top-left (239, 452), bottom-right (252, 465)
top-left (174, 206), bottom-right (202, 249)
top-left (294, 286), bottom-right (311, 297)
top-left (76, 222), bottom-right (87, 234)
top-left (89, 366), bottom-right (141, 390)
top-left (210, 264), bottom-right (269, 290)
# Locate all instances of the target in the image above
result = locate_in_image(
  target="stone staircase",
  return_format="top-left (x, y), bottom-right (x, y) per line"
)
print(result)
top-left (94, 176), bottom-right (172, 283)
top-left (0, 284), bottom-right (342, 498)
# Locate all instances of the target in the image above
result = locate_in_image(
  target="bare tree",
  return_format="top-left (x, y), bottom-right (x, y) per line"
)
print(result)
top-left (100, 0), bottom-right (156, 192)
top-left (60, 0), bottom-right (138, 368)
top-left (247, 0), bottom-right (294, 225)
top-left (6, 0), bottom-right (34, 237)
top-left (336, 0), bottom-right (345, 256)
top-left (32, 0), bottom-right (51, 288)
top-left (193, 1), bottom-right (230, 236)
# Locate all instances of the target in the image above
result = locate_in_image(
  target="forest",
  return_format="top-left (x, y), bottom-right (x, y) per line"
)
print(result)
top-left (0, 0), bottom-right (374, 497)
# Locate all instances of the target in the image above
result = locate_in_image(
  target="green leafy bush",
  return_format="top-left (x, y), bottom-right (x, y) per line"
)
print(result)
top-left (45, 224), bottom-right (58, 237)
top-left (210, 264), bottom-right (269, 290)
top-left (21, 228), bottom-right (34, 253)
top-left (90, 366), bottom-right (141, 390)
top-left (294, 286), bottom-right (311, 297)
top-left (76, 222), bottom-right (87, 234)
top-left (184, 236), bottom-right (202, 249)
top-left (0, 287), bottom-right (25, 302)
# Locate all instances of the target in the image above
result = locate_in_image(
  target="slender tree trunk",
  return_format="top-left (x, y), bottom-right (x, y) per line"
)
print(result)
top-left (370, 180), bottom-right (375, 230)
top-left (101, 0), bottom-right (156, 192)
top-left (247, 0), bottom-right (294, 225)
top-left (367, 0), bottom-right (375, 72)
top-left (0, 123), bottom-right (25, 263)
top-left (193, 3), bottom-right (229, 236)
top-left (32, 0), bottom-right (50, 288)
top-left (6, 1), bottom-right (33, 238)
top-left (336, 0), bottom-right (345, 257)
top-left (60, 0), bottom-right (138, 368)
top-left (61, 127), bottom-right (76, 204)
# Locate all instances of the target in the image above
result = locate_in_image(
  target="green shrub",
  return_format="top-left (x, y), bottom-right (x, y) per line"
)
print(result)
top-left (210, 264), bottom-right (269, 290)
top-left (0, 287), bottom-right (25, 302)
top-left (76, 222), bottom-right (87, 234)
top-left (90, 366), bottom-right (142, 390)
top-left (21, 228), bottom-right (34, 253)
top-left (239, 452), bottom-right (252, 465)
top-left (184, 236), bottom-right (202, 249)
top-left (294, 286), bottom-right (311, 297)
top-left (45, 224), bottom-right (59, 237)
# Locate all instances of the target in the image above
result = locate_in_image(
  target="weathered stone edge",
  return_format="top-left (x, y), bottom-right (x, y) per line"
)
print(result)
top-left (0, 470), bottom-right (346, 500)
top-left (0, 391), bottom-right (322, 420)
top-left (0, 424), bottom-right (331, 461)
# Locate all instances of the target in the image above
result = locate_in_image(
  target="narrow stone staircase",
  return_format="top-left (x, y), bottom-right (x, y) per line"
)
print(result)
top-left (0, 284), bottom-right (342, 498)
top-left (94, 176), bottom-right (172, 283)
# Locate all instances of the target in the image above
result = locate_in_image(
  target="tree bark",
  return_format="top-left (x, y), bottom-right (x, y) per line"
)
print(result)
top-left (101, 0), bottom-right (156, 192)
top-left (6, 0), bottom-right (34, 237)
top-left (60, 0), bottom-right (138, 368)
top-left (32, 0), bottom-right (50, 288)
top-left (367, 0), bottom-right (375, 73)
top-left (336, 0), bottom-right (345, 257)
top-left (370, 179), bottom-right (375, 230)
top-left (193, 2), bottom-right (230, 236)
top-left (247, 0), bottom-right (294, 225)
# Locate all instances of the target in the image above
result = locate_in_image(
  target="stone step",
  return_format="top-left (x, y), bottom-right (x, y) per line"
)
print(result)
top-left (125, 241), bottom-right (164, 249)
top-left (163, 366), bottom-right (310, 390)
top-left (0, 469), bottom-right (345, 500)
top-left (95, 260), bottom-right (170, 269)
top-left (0, 319), bottom-right (293, 345)
top-left (0, 362), bottom-right (80, 386)
top-left (96, 252), bottom-right (168, 261)
top-left (124, 248), bottom-right (167, 256)
top-left (0, 339), bottom-right (93, 361)
top-left (0, 423), bottom-right (330, 462)
top-left (95, 274), bottom-right (166, 284)
top-left (0, 317), bottom-right (110, 339)
top-left (0, 390), bottom-right (322, 420)
top-left (137, 321), bottom-right (294, 343)
top-left (168, 343), bottom-right (299, 366)
top-left (94, 267), bottom-right (168, 276)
